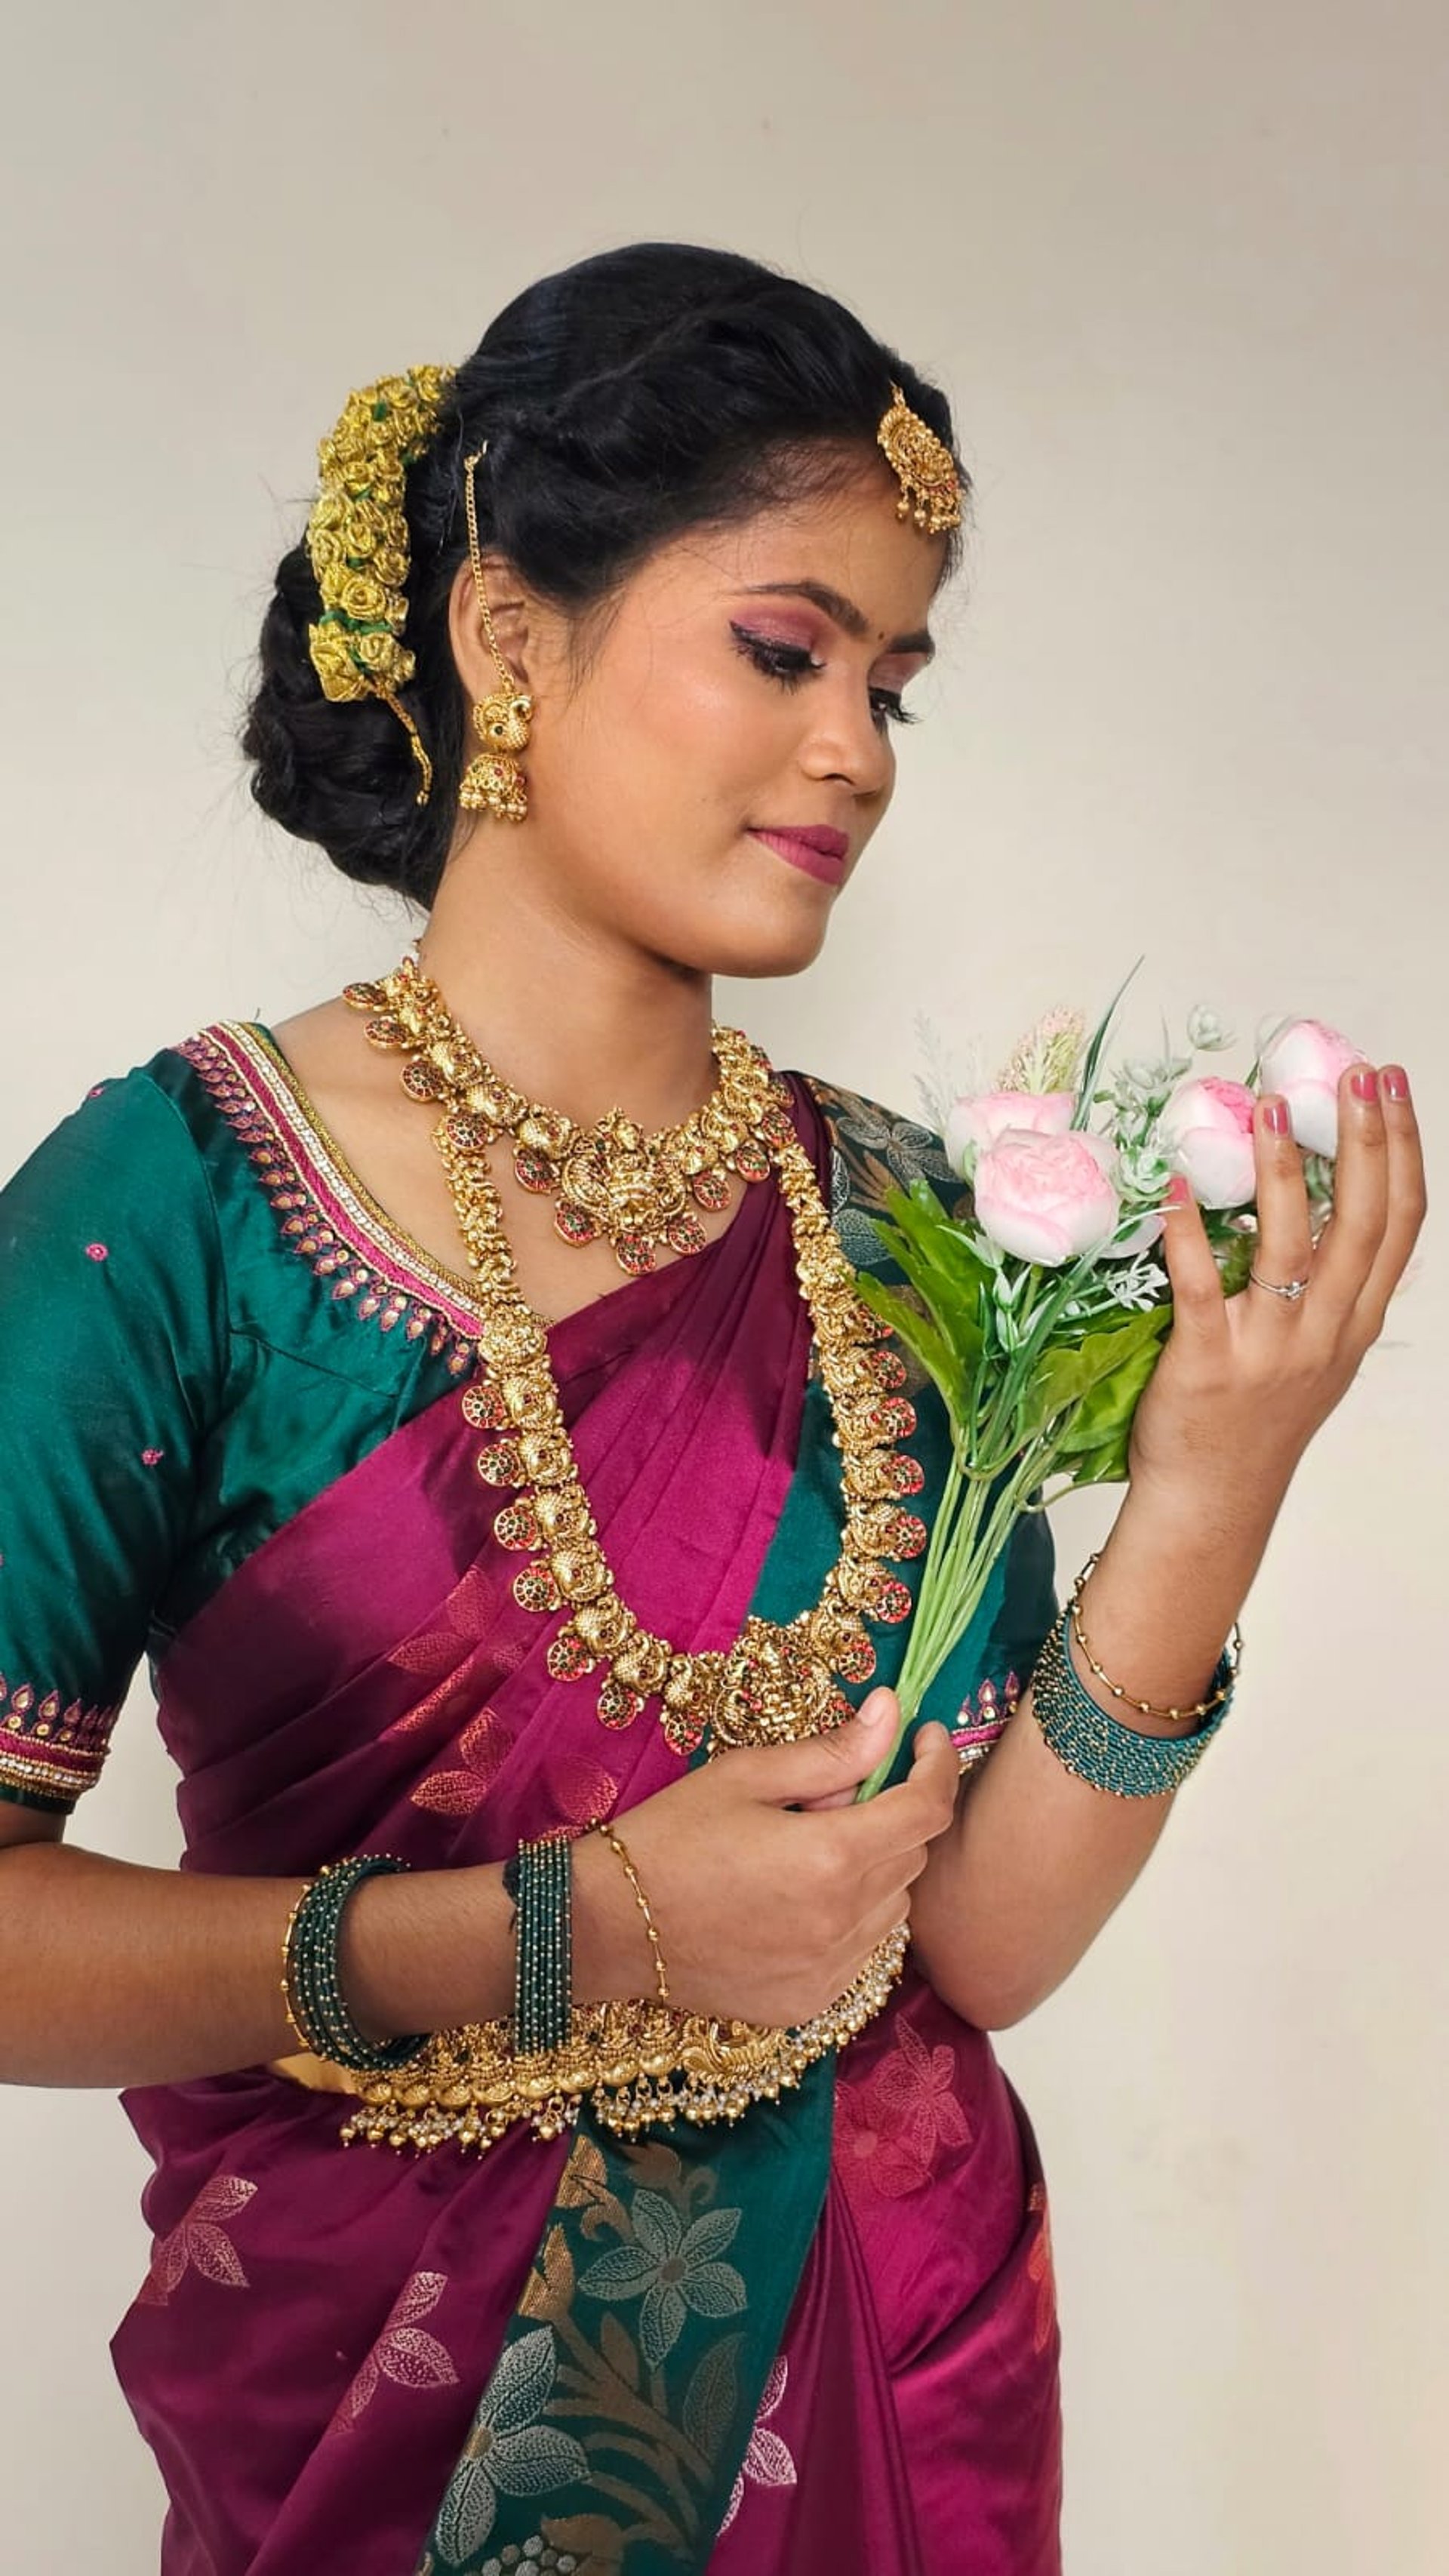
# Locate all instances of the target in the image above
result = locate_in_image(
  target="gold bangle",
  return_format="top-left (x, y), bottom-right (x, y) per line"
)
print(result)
top-left (593, 1822), bottom-right (671, 2005)
top-left (278, 1875), bottom-right (318, 2051)
top-left (1069, 1553), bottom-right (1241, 1724)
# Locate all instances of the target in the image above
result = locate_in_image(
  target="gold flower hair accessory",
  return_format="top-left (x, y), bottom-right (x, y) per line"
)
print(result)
top-left (876, 383), bottom-right (962, 536)
top-left (305, 364), bottom-right (456, 802)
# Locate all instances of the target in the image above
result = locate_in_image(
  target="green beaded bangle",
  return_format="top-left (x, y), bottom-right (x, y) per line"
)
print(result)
top-left (512, 1831), bottom-right (574, 2057)
top-left (1029, 1604), bottom-right (1234, 1799)
top-left (281, 1855), bottom-right (429, 2073)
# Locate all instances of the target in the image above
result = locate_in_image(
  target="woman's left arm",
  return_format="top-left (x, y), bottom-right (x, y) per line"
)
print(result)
top-left (909, 1060), bottom-right (1427, 2030)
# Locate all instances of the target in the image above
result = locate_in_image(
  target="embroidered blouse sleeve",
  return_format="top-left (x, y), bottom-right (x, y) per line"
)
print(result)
top-left (0, 1070), bottom-right (226, 1811)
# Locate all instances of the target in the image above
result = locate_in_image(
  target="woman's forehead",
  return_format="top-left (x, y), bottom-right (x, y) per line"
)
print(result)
top-left (644, 488), bottom-right (946, 642)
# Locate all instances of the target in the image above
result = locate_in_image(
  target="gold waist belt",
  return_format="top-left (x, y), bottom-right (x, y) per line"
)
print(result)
top-left (270, 1922), bottom-right (909, 2153)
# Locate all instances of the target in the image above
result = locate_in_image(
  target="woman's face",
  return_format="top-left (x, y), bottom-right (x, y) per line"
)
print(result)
top-left (448, 462), bottom-right (946, 980)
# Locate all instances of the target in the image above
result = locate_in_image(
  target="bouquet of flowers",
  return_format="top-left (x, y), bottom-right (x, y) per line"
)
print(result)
top-left (854, 966), bottom-right (1363, 1799)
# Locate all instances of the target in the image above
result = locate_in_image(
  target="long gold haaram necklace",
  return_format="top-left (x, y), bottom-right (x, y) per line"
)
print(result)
top-left (346, 956), bottom-right (929, 1759)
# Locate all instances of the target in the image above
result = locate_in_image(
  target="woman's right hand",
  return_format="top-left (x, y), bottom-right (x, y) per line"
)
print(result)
top-left (572, 1690), bottom-right (960, 2029)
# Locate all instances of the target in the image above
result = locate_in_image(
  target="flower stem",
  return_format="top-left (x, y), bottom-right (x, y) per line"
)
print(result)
top-left (856, 1433), bottom-right (1060, 1801)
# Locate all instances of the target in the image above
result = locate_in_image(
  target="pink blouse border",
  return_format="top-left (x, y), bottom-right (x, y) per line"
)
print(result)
top-left (0, 1681), bottom-right (118, 1809)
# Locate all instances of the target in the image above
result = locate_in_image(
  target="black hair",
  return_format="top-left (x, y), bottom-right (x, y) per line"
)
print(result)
top-left (242, 241), bottom-right (967, 906)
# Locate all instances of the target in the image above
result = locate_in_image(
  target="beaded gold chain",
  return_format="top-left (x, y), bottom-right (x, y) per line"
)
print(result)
top-left (346, 958), bottom-right (930, 1758)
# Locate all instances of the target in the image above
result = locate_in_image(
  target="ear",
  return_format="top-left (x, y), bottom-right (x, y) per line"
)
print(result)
top-left (446, 552), bottom-right (539, 707)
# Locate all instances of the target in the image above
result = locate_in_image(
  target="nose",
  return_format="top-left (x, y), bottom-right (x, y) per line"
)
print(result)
top-left (799, 682), bottom-right (894, 799)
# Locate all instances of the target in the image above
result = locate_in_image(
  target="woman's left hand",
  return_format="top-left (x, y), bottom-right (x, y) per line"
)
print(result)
top-left (1126, 1061), bottom-right (1426, 1515)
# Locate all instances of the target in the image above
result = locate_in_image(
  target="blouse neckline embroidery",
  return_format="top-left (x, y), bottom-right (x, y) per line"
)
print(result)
top-left (177, 1023), bottom-right (484, 1369)
top-left (246, 1022), bottom-right (487, 1310)
top-left (176, 1039), bottom-right (945, 1371)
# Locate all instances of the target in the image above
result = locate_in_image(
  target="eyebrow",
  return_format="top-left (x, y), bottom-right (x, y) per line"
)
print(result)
top-left (735, 579), bottom-right (935, 660)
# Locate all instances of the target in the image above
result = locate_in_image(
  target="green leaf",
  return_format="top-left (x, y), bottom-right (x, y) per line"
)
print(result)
top-left (854, 1275), bottom-right (965, 1414)
top-left (875, 1179), bottom-right (995, 1297)
top-left (1217, 1230), bottom-right (1257, 1297)
top-left (1050, 1314), bottom-right (1172, 1481)
top-left (864, 1183), bottom-right (993, 1374)
top-left (1069, 959), bottom-right (1145, 1131)
top-left (1020, 1306), bottom-right (1171, 1445)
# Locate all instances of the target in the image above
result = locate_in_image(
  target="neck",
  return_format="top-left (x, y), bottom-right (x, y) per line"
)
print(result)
top-left (414, 841), bottom-right (718, 1131)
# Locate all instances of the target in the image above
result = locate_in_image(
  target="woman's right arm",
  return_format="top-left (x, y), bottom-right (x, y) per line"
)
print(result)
top-left (0, 1694), bottom-right (956, 2087)
top-left (0, 1803), bottom-right (518, 2085)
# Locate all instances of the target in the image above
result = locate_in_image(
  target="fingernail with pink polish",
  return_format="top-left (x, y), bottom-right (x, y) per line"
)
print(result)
top-left (1262, 1097), bottom-right (1291, 1136)
top-left (1351, 1066), bottom-right (1380, 1103)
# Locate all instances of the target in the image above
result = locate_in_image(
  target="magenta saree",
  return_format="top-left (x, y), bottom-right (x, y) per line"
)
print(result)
top-left (110, 1075), bottom-right (1063, 2575)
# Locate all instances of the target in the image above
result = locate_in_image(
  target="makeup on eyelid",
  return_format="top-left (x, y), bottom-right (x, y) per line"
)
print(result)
top-left (729, 622), bottom-right (922, 728)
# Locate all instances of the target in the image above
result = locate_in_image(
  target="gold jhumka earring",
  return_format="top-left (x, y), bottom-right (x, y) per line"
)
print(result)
top-left (458, 445), bottom-right (535, 821)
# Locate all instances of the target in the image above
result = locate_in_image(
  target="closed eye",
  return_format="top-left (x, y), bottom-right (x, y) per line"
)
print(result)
top-left (730, 624), bottom-right (919, 728)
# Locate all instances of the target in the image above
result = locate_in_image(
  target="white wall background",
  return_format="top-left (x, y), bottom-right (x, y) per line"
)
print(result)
top-left (2, 3), bottom-right (1444, 2567)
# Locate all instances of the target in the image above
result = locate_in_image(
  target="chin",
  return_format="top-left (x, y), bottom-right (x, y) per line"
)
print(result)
top-left (631, 876), bottom-right (837, 983)
top-left (703, 875), bottom-right (840, 980)
top-left (682, 909), bottom-right (832, 982)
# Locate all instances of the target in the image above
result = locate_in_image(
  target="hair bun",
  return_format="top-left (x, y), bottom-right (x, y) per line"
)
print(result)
top-left (242, 540), bottom-right (444, 899)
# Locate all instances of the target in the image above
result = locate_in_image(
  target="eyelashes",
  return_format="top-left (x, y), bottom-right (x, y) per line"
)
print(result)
top-left (729, 624), bottom-right (919, 728)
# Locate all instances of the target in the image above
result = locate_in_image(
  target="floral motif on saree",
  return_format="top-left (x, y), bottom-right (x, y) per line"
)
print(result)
top-left (716, 2356), bottom-right (794, 2536)
top-left (136, 2174), bottom-right (259, 2308)
top-left (807, 1076), bottom-right (970, 1274)
top-left (423, 2128), bottom-right (822, 2576)
top-left (328, 2272), bottom-right (461, 2435)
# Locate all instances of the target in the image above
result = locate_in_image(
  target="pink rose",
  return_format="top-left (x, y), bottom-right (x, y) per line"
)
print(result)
top-left (945, 1089), bottom-right (1075, 1177)
top-left (974, 1128), bottom-right (1121, 1266)
top-left (1257, 1018), bottom-right (1366, 1158)
top-left (1158, 1076), bottom-right (1258, 1208)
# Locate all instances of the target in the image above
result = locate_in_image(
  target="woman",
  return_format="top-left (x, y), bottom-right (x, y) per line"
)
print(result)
top-left (0, 243), bottom-right (1423, 2576)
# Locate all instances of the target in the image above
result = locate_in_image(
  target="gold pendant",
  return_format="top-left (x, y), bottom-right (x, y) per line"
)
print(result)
top-left (347, 959), bottom-right (781, 1273)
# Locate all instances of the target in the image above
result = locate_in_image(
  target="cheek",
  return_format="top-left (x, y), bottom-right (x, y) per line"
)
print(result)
top-left (562, 645), bottom-right (786, 826)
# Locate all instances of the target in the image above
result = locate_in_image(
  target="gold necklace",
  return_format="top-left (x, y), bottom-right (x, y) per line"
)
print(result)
top-left (357, 958), bottom-right (777, 1276)
top-left (346, 959), bottom-right (928, 1757)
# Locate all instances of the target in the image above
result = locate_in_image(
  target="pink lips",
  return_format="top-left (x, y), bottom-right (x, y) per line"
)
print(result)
top-left (748, 825), bottom-right (850, 885)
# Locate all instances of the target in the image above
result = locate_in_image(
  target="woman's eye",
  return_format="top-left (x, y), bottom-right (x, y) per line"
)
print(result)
top-left (730, 625), bottom-right (918, 728)
top-left (731, 627), bottom-right (820, 688)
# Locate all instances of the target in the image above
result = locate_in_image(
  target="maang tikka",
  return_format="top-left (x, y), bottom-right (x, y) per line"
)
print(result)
top-left (458, 445), bottom-right (534, 821)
